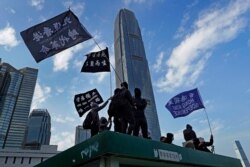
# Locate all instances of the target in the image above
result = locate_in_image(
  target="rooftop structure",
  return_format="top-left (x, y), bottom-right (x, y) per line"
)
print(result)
top-left (35, 131), bottom-right (242, 167)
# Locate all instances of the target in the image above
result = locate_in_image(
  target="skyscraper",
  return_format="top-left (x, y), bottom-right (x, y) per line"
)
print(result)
top-left (75, 125), bottom-right (91, 145)
top-left (24, 109), bottom-right (51, 148)
top-left (234, 140), bottom-right (250, 167)
top-left (0, 60), bottom-right (38, 149)
top-left (114, 8), bottom-right (161, 140)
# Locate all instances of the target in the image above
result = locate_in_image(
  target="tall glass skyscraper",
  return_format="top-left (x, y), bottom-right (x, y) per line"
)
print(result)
top-left (0, 60), bottom-right (38, 149)
top-left (24, 109), bottom-right (51, 148)
top-left (114, 9), bottom-right (161, 140)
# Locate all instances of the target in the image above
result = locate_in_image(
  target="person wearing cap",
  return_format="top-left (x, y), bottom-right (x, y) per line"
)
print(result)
top-left (183, 124), bottom-right (197, 141)
top-left (164, 133), bottom-right (174, 144)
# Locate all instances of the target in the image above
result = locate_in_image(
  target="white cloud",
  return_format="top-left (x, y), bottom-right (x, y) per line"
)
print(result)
top-left (156, 0), bottom-right (250, 92)
top-left (52, 115), bottom-right (75, 123)
top-left (5, 8), bottom-right (16, 14)
top-left (174, 13), bottom-right (190, 39)
top-left (30, 0), bottom-right (45, 10)
top-left (123, 0), bottom-right (146, 5)
top-left (153, 51), bottom-right (164, 73)
top-left (53, 43), bottom-right (87, 72)
top-left (50, 131), bottom-right (75, 151)
top-left (0, 24), bottom-right (19, 49)
top-left (31, 81), bottom-right (51, 109)
top-left (63, 1), bottom-right (85, 17)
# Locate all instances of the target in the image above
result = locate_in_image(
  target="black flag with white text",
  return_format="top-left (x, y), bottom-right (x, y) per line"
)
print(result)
top-left (81, 47), bottom-right (110, 73)
top-left (20, 10), bottom-right (92, 63)
top-left (74, 89), bottom-right (103, 117)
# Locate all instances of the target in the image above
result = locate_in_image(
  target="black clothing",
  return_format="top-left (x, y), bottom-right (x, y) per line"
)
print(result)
top-left (183, 127), bottom-right (197, 141)
top-left (164, 133), bottom-right (174, 144)
top-left (108, 87), bottom-right (134, 134)
top-left (132, 95), bottom-right (148, 138)
top-left (88, 100), bottom-right (109, 137)
top-left (193, 135), bottom-right (214, 153)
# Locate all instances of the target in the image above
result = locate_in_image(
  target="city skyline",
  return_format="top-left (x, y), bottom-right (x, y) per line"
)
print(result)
top-left (114, 8), bottom-right (161, 140)
top-left (1, 0), bottom-right (250, 159)
top-left (0, 60), bottom-right (38, 149)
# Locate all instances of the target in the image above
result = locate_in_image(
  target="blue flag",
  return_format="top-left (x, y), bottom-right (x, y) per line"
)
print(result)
top-left (165, 88), bottom-right (205, 118)
top-left (20, 10), bottom-right (92, 63)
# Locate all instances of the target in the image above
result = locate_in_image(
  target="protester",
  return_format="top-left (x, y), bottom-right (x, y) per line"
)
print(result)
top-left (132, 88), bottom-right (148, 138)
top-left (164, 133), bottom-right (174, 144)
top-left (183, 124), bottom-right (197, 141)
top-left (99, 117), bottom-right (112, 133)
top-left (83, 99), bottom-right (110, 137)
top-left (160, 136), bottom-right (166, 142)
top-left (107, 88), bottom-right (122, 132)
top-left (193, 135), bottom-right (214, 153)
top-left (119, 82), bottom-right (135, 134)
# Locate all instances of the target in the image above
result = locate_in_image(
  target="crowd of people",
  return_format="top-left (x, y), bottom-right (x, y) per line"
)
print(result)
top-left (82, 81), bottom-right (214, 153)
top-left (83, 81), bottom-right (150, 138)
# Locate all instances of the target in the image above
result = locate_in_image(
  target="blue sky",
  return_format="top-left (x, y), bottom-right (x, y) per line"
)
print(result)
top-left (1, 0), bottom-right (250, 159)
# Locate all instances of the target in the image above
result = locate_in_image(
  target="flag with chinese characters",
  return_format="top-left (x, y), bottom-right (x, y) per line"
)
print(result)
top-left (74, 89), bottom-right (103, 117)
top-left (165, 88), bottom-right (205, 118)
top-left (20, 10), bottom-right (92, 63)
top-left (81, 47), bottom-right (110, 73)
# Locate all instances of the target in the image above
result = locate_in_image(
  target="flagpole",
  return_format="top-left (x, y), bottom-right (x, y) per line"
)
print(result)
top-left (92, 38), bottom-right (123, 83)
top-left (199, 88), bottom-right (215, 153)
top-left (204, 108), bottom-right (213, 135)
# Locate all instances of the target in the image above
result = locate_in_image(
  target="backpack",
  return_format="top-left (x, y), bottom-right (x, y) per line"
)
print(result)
top-left (109, 91), bottom-right (127, 113)
top-left (82, 111), bottom-right (93, 129)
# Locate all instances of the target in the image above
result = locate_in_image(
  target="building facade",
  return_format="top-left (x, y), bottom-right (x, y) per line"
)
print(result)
top-left (114, 8), bottom-right (161, 140)
top-left (234, 140), bottom-right (250, 167)
top-left (75, 125), bottom-right (91, 145)
top-left (24, 109), bottom-right (51, 148)
top-left (0, 145), bottom-right (58, 167)
top-left (0, 60), bottom-right (38, 149)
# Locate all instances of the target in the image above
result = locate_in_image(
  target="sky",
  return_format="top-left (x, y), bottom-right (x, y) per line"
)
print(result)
top-left (1, 0), bottom-right (250, 160)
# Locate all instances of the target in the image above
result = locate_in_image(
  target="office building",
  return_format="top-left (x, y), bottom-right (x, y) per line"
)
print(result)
top-left (114, 8), bottom-right (161, 140)
top-left (75, 125), bottom-right (91, 145)
top-left (234, 140), bottom-right (250, 167)
top-left (0, 145), bottom-right (58, 167)
top-left (24, 109), bottom-right (51, 149)
top-left (0, 60), bottom-right (38, 149)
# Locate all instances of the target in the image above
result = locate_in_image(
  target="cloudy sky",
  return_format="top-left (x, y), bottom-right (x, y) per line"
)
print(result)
top-left (1, 0), bottom-right (250, 159)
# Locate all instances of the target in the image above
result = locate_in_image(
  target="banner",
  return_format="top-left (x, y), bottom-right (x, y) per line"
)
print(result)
top-left (165, 88), bottom-right (205, 118)
top-left (20, 10), bottom-right (92, 63)
top-left (81, 47), bottom-right (110, 73)
top-left (74, 89), bottom-right (103, 117)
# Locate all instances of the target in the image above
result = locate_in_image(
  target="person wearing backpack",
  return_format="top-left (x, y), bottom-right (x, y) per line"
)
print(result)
top-left (83, 98), bottom-right (110, 137)
top-left (132, 88), bottom-right (148, 138)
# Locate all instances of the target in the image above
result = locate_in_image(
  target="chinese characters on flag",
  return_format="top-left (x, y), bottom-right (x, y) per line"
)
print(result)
top-left (20, 10), bottom-right (92, 63)
top-left (81, 47), bottom-right (110, 73)
top-left (74, 89), bottom-right (103, 117)
top-left (165, 88), bottom-right (205, 118)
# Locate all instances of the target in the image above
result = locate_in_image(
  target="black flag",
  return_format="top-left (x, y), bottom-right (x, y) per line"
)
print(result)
top-left (81, 47), bottom-right (110, 73)
top-left (74, 89), bottom-right (103, 117)
top-left (20, 10), bottom-right (92, 63)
